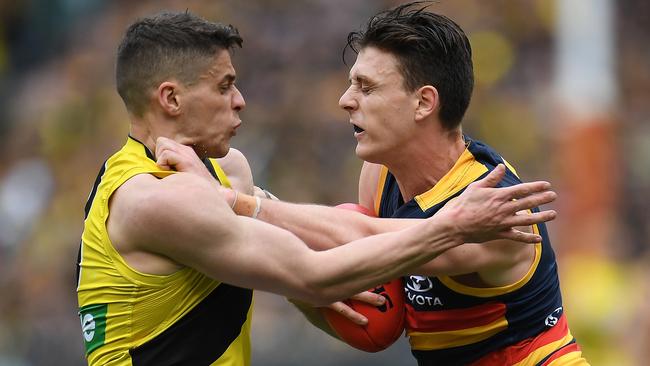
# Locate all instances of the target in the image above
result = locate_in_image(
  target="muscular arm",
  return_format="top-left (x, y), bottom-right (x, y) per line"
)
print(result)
top-left (359, 162), bottom-right (535, 281)
top-left (108, 172), bottom-right (463, 305)
top-left (255, 161), bottom-right (538, 282)
top-left (152, 138), bottom-right (554, 289)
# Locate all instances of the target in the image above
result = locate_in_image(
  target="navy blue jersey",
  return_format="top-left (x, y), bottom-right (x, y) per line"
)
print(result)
top-left (376, 137), bottom-right (585, 365)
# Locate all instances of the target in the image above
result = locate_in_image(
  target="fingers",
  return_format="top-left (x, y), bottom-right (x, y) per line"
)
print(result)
top-left (326, 291), bottom-right (386, 326)
top-left (471, 164), bottom-right (505, 189)
top-left (154, 137), bottom-right (213, 180)
top-left (503, 210), bottom-right (557, 227)
top-left (350, 291), bottom-right (386, 307)
top-left (506, 191), bottom-right (557, 213)
top-left (156, 137), bottom-right (183, 169)
top-left (500, 180), bottom-right (553, 200)
top-left (327, 301), bottom-right (368, 326)
top-left (156, 149), bottom-right (179, 171)
top-left (496, 228), bottom-right (543, 244)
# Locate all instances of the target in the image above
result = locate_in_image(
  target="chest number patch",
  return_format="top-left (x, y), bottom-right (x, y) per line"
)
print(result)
top-left (79, 303), bottom-right (107, 354)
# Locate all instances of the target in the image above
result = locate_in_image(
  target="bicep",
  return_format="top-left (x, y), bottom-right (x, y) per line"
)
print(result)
top-left (412, 235), bottom-right (536, 279)
top-left (122, 174), bottom-right (318, 297)
top-left (169, 215), bottom-right (313, 296)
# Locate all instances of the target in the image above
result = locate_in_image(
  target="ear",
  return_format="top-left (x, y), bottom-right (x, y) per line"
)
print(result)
top-left (414, 85), bottom-right (439, 122)
top-left (157, 81), bottom-right (182, 116)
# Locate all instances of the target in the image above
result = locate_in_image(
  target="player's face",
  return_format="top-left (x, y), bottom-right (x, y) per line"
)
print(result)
top-left (179, 49), bottom-right (245, 158)
top-left (339, 47), bottom-right (419, 164)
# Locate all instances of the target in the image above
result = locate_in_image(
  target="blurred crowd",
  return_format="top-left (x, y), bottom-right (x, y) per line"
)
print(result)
top-left (0, 0), bottom-right (648, 365)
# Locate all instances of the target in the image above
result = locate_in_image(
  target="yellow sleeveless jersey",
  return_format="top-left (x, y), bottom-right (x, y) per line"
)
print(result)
top-left (76, 136), bottom-right (253, 366)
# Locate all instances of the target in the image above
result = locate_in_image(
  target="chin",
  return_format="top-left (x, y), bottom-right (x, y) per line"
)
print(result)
top-left (216, 143), bottom-right (231, 158)
top-left (210, 146), bottom-right (229, 159)
top-left (192, 143), bottom-right (228, 159)
top-left (355, 145), bottom-right (376, 163)
top-left (355, 145), bottom-right (388, 164)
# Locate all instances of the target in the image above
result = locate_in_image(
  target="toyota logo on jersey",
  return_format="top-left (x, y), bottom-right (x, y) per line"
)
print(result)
top-left (405, 276), bottom-right (434, 292)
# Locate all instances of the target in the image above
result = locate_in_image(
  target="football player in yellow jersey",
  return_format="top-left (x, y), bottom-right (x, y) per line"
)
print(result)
top-left (77, 10), bottom-right (559, 366)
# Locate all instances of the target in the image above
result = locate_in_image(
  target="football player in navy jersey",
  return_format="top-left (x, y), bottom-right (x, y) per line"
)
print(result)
top-left (152, 2), bottom-right (587, 364)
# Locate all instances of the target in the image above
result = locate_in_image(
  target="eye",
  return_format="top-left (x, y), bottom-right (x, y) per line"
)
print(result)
top-left (219, 82), bottom-right (234, 94)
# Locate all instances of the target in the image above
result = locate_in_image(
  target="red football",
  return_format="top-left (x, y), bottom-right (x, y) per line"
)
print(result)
top-left (322, 204), bottom-right (406, 352)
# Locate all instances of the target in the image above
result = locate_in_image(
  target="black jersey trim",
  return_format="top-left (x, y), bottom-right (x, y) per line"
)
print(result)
top-left (202, 158), bottom-right (222, 185)
top-left (83, 161), bottom-right (107, 219)
top-left (128, 135), bottom-right (156, 161)
top-left (77, 160), bottom-right (107, 284)
top-left (129, 284), bottom-right (252, 365)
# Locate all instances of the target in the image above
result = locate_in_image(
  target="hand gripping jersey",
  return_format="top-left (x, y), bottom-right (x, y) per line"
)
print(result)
top-left (375, 137), bottom-right (587, 366)
top-left (76, 136), bottom-right (253, 366)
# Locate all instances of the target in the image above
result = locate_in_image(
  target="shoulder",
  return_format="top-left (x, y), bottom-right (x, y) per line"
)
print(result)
top-left (216, 148), bottom-right (251, 174)
top-left (466, 138), bottom-right (523, 187)
top-left (359, 162), bottom-right (383, 207)
top-left (359, 161), bottom-right (383, 189)
top-left (115, 172), bottom-right (213, 205)
top-left (109, 171), bottom-right (237, 255)
top-left (216, 148), bottom-right (254, 194)
top-left (111, 173), bottom-right (222, 236)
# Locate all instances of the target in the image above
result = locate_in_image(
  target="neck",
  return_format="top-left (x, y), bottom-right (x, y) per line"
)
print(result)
top-left (129, 111), bottom-right (173, 157)
top-left (387, 129), bottom-right (465, 202)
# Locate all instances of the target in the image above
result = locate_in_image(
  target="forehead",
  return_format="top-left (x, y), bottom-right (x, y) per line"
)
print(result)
top-left (201, 49), bottom-right (236, 79)
top-left (349, 47), bottom-right (402, 82)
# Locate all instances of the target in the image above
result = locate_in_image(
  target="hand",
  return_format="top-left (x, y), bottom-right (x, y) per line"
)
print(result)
top-left (438, 164), bottom-right (557, 244)
top-left (155, 137), bottom-right (213, 182)
top-left (323, 291), bottom-right (386, 326)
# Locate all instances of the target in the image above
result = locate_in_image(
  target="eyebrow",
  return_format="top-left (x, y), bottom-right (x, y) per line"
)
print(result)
top-left (220, 74), bottom-right (236, 83)
top-left (349, 74), bottom-right (374, 84)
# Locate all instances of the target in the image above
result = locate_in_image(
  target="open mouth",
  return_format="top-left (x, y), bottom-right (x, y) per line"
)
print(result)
top-left (353, 124), bottom-right (365, 133)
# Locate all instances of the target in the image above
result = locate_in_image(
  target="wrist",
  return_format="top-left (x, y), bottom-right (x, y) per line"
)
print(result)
top-left (428, 214), bottom-right (464, 250)
top-left (232, 192), bottom-right (262, 218)
top-left (220, 187), bottom-right (237, 208)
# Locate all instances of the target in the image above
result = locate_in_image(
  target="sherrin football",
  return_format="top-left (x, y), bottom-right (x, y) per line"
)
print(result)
top-left (322, 203), bottom-right (406, 352)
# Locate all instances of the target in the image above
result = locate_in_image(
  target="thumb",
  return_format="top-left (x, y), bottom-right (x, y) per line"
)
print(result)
top-left (473, 163), bottom-right (505, 189)
top-left (154, 136), bottom-right (170, 158)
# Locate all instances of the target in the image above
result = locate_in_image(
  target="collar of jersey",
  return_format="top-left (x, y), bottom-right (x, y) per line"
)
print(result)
top-left (414, 142), bottom-right (489, 211)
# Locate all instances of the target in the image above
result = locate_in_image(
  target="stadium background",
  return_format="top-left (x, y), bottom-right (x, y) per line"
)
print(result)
top-left (0, 0), bottom-right (648, 365)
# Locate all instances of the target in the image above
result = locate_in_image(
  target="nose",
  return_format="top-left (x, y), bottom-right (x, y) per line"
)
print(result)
top-left (338, 86), bottom-right (357, 112)
top-left (232, 85), bottom-right (246, 111)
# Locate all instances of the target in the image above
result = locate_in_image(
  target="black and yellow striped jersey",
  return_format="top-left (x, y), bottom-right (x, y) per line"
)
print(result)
top-left (77, 136), bottom-right (253, 366)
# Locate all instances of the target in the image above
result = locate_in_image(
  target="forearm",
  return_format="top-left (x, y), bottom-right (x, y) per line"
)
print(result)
top-left (142, 175), bottom-right (461, 305)
top-left (299, 218), bottom-right (460, 304)
top-left (217, 214), bottom-right (459, 305)
top-left (258, 200), bottom-right (375, 250)
top-left (232, 192), bottom-right (416, 250)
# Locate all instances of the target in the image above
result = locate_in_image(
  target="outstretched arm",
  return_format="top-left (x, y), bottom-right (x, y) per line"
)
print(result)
top-left (240, 164), bottom-right (553, 244)
top-left (154, 137), bottom-right (555, 247)
top-left (109, 169), bottom-right (479, 305)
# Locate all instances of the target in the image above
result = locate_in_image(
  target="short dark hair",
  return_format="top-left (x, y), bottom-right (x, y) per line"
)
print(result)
top-left (116, 11), bottom-right (243, 117)
top-left (346, 1), bottom-right (474, 129)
